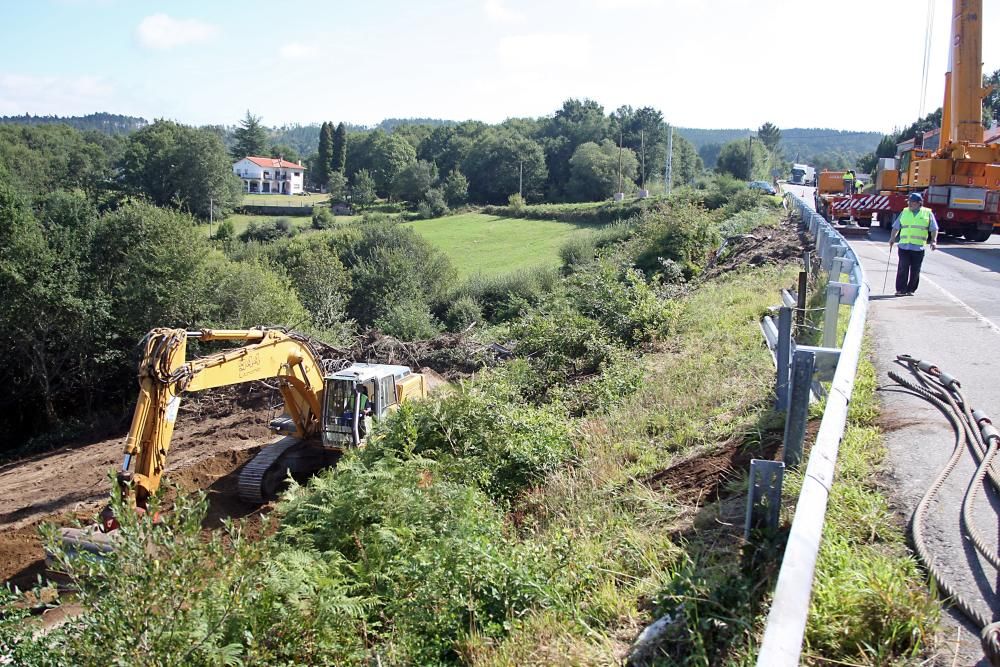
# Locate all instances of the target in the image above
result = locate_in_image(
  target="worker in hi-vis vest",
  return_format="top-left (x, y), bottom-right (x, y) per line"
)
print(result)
top-left (888, 192), bottom-right (938, 296)
top-left (843, 169), bottom-right (856, 195)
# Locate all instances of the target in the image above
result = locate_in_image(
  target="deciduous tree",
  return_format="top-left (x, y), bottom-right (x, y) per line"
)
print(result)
top-left (567, 140), bottom-right (638, 201)
top-left (121, 120), bottom-right (243, 219)
top-left (351, 169), bottom-right (377, 208)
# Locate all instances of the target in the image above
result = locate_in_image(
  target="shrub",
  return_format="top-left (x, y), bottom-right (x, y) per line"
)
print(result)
top-left (278, 455), bottom-right (560, 663)
top-left (570, 346), bottom-right (645, 416)
top-left (202, 256), bottom-right (311, 328)
top-left (566, 259), bottom-right (678, 345)
top-left (417, 187), bottom-right (449, 219)
top-left (239, 218), bottom-right (297, 243)
top-left (339, 220), bottom-right (457, 326)
top-left (558, 234), bottom-right (597, 272)
top-left (278, 235), bottom-right (354, 339)
top-left (373, 299), bottom-right (441, 341)
top-left (507, 192), bottom-right (525, 210)
top-left (213, 218), bottom-right (234, 240)
top-left (311, 206), bottom-right (336, 229)
top-left (5, 487), bottom-right (368, 665)
top-left (456, 267), bottom-right (559, 323)
top-left (444, 295), bottom-right (483, 331)
top-left (370, 373), bottom-right (574, 502)
top-left (507, 301), bottom-right (616, 387)
top-left (721, 187), bottom-right (764, 217)
top-left (634, 201), bottom-right (720, 279)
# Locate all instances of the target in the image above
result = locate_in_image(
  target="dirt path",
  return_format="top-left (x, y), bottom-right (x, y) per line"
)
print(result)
top-left (0, 395), bottom-right (275, 589)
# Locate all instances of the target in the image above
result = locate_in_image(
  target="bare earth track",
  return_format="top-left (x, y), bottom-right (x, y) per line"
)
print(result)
top-left (0, 397), bottom-right (274, 589)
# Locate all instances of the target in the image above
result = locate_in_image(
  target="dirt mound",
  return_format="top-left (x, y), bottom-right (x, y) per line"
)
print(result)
top-left (704, 216), bottom-right (808, 279)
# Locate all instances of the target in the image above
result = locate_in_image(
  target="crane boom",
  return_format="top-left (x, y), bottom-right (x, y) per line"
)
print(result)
top-left (944, 0), bottom-right (986, 146)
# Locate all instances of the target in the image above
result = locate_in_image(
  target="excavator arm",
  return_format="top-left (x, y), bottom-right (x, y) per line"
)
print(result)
top-left (118, 327), bottom-right (326, 510)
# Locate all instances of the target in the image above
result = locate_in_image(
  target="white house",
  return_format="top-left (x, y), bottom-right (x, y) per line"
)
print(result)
top-left (233, 156), bottom-right (306, 194)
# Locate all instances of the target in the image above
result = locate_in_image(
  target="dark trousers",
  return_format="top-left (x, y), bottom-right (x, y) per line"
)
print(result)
top-left (895, 248), bottom-right (925, 293)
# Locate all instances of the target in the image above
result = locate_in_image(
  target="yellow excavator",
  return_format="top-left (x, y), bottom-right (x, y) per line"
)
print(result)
top-left (59, 327), bottom-right (426, 554)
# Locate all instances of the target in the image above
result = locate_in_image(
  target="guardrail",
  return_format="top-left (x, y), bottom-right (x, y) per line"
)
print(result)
top-left (754, 193), bottom-right (870, 665)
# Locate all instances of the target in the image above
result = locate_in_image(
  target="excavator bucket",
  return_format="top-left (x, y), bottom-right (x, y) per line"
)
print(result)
top-left (52, 526), bottom-right (119, 565)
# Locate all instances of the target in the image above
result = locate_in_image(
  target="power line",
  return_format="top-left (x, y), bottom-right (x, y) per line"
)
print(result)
top-left (918, 0), bottom-right (935, 119)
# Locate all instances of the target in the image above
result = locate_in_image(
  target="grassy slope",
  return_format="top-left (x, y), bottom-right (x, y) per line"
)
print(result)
top-left (478, 264), bottom-right (800, 664)
top-left (404, 213), bottom-right (598, 278)
top-left (478, 268), bottom-right (938, 665)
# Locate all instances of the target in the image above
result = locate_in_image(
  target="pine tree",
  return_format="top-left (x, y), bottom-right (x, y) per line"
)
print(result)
top-left (757, 122), bottom-right (782, 151)
top-left (317, 122), bottom-right (334, 188)
top-left (232, 111), bottom-right (268, 159)
top-left (332, 122), bottom-right (348, 174)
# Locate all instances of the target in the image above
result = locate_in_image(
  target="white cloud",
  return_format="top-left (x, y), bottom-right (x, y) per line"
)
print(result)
top-left (484, 0), bottom-right (524, 23)
top-left (590, 0), bottom-right (665, 9)
top-left (0, 74), bottom-right (114, 115)
top-left (498, 33), bottom-right (591, 70)
top-left (135, 14), bottom-right (218, 50)
top-left (279, 42), bottom-right (320, 60)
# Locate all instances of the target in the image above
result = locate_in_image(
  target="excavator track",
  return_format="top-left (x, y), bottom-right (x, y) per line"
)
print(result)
top-left (237, 437), bottom-right (304, 504)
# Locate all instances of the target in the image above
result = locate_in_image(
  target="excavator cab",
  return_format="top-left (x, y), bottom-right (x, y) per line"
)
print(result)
top-left (321, 363), bottom-right (421, 448)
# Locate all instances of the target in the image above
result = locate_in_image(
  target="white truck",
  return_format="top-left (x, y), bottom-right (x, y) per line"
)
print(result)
top-left (790, 164), bottom-right (815, 186)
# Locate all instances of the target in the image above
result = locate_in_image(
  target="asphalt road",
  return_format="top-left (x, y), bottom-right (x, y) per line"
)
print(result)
top-left (784, 183), bottom-right (1000, 665)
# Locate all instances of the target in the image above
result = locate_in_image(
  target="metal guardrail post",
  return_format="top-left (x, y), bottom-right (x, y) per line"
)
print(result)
top-left (796, 271), bottom-right (807, 330)
top-left (744, 459), bottom-right (785, 540)
top-left (775, 307), bottom-right (792, 410)
top-left (783, 350), bottom-right (815, 468)
top-left (822, 282), bottom-right (841, 348)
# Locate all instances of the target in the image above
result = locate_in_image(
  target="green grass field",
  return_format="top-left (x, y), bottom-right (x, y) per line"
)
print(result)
top-left (404, 213), bottom-right (598, 278)
top-left (241, 193), bottom-right (329, 206)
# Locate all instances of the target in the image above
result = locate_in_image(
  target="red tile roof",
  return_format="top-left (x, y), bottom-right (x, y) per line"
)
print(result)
top-left (242, 156), bottom-right (306, 170)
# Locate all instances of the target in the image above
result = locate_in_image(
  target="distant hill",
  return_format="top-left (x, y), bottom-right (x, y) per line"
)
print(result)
top-left (676, 126), bottom-right (883, 170)
top-left (0, 112), bottom-right (148, 135)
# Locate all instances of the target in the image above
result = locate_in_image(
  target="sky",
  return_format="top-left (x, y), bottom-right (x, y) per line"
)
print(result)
top-left (2, 0), bottom-right (999, 133)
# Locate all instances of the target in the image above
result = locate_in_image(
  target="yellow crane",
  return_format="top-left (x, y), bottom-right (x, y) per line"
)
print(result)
top-left (892, 0), bottom-right (1000, 240)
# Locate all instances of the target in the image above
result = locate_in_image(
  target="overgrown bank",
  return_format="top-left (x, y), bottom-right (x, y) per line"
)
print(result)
top-left (0, 191), bottom-right (937, 665)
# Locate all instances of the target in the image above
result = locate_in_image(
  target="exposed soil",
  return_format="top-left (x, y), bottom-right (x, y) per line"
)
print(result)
top-left (703, 212), bottom-right (812, 279)
top-left (0, 397), bottom-right (274, 589)
top-left (642, 426), bottom-right (793, 507)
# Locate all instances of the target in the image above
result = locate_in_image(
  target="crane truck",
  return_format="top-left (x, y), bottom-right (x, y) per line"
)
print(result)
top-left (816, 0), bottom-right (1000, 241)
top-left (59, 327), bottom-right (426, 554)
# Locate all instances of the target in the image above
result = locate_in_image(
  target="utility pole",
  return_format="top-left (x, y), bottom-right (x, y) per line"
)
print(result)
top-left (617, 127), bottom-right (624, 199)
top-left (748, 135), bottom-right (754, 180)
top-left (665, 125), bottom-right (673, 195)
top-left (519, 160), bottom-right (523, 198)
top-left (640, 129), bottom-right (646, 190)
top-left (209, 196), bottom-right (214, 237)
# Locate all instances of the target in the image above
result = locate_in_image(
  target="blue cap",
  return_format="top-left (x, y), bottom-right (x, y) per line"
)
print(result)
top-left (908, 192), bottom-right (923, 202)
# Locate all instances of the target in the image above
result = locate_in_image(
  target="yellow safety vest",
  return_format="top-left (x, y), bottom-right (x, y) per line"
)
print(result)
top-left (899, 207), bottom-right (931, 246)
top-left (843, 172), bottom-right (853, 183)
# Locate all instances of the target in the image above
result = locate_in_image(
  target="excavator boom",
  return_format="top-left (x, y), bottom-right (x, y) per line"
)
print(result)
top-left (120, 328), bottom-right (326, 508)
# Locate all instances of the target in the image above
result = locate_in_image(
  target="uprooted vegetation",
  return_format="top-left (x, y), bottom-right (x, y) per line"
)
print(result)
top-left (0, 186), bottom-right (938, 665)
